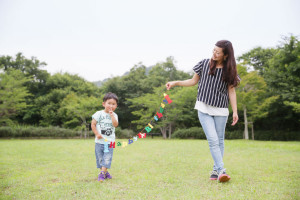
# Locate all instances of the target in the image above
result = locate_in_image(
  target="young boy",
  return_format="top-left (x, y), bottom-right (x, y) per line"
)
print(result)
top-left (91, 92), bottom-right (118, 182)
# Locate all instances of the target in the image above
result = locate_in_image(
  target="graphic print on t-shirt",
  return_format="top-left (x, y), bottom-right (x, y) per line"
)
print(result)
top-left (92, 110), bottom-right (118, 144)
top-left (101, 127), bottom-right (113, 136)
top-left (98, 113), bottom-right (115, 137)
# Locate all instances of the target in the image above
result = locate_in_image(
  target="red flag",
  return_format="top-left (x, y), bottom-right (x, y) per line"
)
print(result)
top-left (110, 142), bottom-right (115, 148)
top-left (138, 133), bottom-right (147, 138)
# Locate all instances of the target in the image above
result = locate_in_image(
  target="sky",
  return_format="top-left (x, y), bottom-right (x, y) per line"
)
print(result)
top-left (0, 0), bottom-right (299, 82)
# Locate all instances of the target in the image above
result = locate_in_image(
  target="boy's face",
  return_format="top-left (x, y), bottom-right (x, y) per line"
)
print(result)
top-left (102, 98), bottom-right (118, 113)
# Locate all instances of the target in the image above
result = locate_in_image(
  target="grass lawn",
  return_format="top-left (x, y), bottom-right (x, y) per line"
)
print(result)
top-left (0, 138), bottom-right (299, 199)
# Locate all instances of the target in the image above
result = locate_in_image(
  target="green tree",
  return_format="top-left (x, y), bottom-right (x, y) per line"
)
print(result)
top-left (128, 85), bottom-right (199, 139)
top-left (35, 89), bottom-right (69, 126)
top-left (0, 69), bottom-right (31, 125)
top-left (0, 53), bottom-right (50, 124)
top-left (45, 72), bottom-right (100, 96)
top-left (262, 35), bottom-right (300, 130)
top-left (0, 53), bottom-right (50, 95)
top-left (163, 86), bottom-right (199, 138)
top-left (236, 67), bottom-right (278, 139)
top-left (58, 93), bottom-right (100, 138)
top-left (101, 63), bottom-right (149, 129)
top-left (35, 73), bottom-right (101, 127)
top-left (237, 47), bottom-right (276, 75)
top-left (102, 57), bottom-right (191, 130)
top-left (145, 56), bottom-right (191, 89)
top-left (128, 86), bottom-right (172, 139)
top-left (264, 35), bottom-right (300, 106)
top-left (237, 35), bottom-right (300, 132)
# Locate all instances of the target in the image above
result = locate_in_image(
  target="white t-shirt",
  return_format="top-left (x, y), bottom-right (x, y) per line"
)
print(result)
top-left (92, 110), bottom-right (118, 144)
top-left (194, 101), bottom-right (229, 116)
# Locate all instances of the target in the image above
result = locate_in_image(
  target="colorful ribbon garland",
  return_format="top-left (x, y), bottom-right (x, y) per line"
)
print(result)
top-left (103, 93), bottom-right (173, 151)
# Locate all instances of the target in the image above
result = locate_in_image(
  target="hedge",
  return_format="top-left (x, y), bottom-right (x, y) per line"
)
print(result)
top-left (0, 126), bottom-right (298, 141)
top-left (0, 126), bottom-right (83, 138)
top-left (172, 127), bottom-right (299, 141)
top-left (172, 127), bottom-right (206, 139)
top-left (254, 130), bottom-right (300, 141)
top-left (0, 126), bottom-right (136, 139)
top-left (115, 127), bottom-right (136, 139)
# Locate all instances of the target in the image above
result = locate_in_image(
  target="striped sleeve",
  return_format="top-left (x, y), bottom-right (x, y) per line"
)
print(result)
top-left (193, 60), bottom-right (205, 76)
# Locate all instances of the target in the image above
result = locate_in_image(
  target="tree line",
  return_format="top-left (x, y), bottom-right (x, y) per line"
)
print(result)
top-left (0, 35), bottom-right (299, 140)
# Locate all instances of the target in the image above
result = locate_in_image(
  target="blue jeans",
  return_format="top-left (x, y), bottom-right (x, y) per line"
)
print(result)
top-left (198, 111), bottom-right (228, 172)
top-left (95, 143), bottom-right (114, 169)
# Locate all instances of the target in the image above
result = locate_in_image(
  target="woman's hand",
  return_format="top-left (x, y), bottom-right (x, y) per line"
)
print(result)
top-left (166, 74), bottom-right (199, 90)
top-left (231, 112), bottom-right (238, 126)
top-left (166, 81), bottom-right (177, 90)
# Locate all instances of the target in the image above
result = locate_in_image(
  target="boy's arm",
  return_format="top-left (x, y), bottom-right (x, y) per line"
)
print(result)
top-left (109, 110), bottom-right (118, 127)
top-left (91, 119), bottom-right (103, 139)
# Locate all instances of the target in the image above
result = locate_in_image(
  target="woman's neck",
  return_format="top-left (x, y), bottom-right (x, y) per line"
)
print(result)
top-left (216, 61), bottom-right (223, 68)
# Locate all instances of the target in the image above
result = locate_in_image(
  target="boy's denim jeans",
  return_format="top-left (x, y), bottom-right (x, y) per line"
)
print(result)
top-left (198, 111), bottom-right (228, 172)
top-left (95, 143), bottom-right (114, 169)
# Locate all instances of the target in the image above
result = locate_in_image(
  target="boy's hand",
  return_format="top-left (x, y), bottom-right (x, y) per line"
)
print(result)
top-left (109, 108), bottom-right (114, 116)
top-left (97, 134), bottom-right (103, 139)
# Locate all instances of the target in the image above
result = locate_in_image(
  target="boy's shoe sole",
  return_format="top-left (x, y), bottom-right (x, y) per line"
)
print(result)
top-left (210, 177), bottom-right (218, 180)
top-left (218, 174), bottom-right (231, 182)
top-left (98, 178), bottom-right (105, 182)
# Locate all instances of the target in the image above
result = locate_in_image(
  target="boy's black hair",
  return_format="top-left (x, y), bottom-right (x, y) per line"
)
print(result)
top-left (103, 92), bottom-right (118, 104)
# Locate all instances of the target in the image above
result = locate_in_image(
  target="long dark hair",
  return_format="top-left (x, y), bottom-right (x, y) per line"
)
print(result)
top-left (209, 40), bottom-right (239, 87)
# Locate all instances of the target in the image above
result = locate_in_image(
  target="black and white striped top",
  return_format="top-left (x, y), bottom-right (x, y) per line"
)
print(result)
top-left (193, 59), bottom-right (229, 108)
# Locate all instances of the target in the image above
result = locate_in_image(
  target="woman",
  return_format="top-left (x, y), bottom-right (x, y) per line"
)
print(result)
top-left (166, 40), bottom-right (240, 182)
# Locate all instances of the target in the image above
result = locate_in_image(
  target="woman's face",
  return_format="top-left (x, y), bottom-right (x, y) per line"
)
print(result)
top-left (212, 46), bottom-right (227, 62)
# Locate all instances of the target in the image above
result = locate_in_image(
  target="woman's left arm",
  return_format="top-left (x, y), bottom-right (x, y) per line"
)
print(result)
top-left (228, 85), bottom-right (238, 126)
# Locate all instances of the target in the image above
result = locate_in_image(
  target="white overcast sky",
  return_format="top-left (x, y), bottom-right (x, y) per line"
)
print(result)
top-left (0, 0), bottom-right (299, 82)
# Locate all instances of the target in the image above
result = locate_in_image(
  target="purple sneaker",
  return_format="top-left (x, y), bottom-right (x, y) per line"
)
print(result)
top-left (98, 171), bottom-right (106, 182)
top-left (105, 171), bottom-right (112, 179)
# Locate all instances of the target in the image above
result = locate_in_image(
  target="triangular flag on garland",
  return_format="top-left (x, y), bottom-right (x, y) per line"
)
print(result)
top-left (138, 133), bottom-right (147, 138)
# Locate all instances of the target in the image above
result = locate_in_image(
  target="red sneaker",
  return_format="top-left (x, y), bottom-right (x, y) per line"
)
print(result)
top-left (218, 169), bottom-right (231, 182)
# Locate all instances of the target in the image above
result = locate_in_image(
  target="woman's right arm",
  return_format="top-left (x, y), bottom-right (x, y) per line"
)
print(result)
top-left (166, 73), bottom-right (200, 90)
